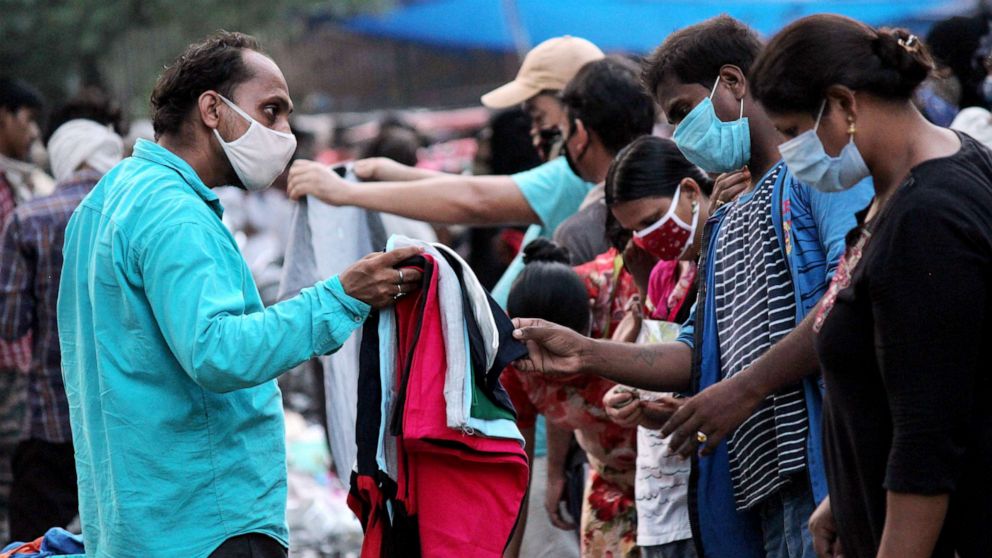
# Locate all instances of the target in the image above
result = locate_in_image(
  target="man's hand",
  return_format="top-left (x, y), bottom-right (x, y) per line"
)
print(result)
top-left (709, 167), bottom-right (751, 213)
top-left (339, 247), bottom-right (424, 309)
top-left (287, 160), bottom-right (353, 205)
top-left (544, 472), bottom-right (576, 531)
top-left (511, 318), bottom-right (589, 376)
top-left (660, 375), bottom-right (764, 457)
top-left (809, 497), bottom-right (845, 558)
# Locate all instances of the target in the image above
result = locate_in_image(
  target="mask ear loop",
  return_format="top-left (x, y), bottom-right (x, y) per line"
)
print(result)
top-left (678, 198), bottom-right (701, 259)
top-left (709, 76), bottom-right (721, 99)
top-left (813, 100), bottom-right (827, 132)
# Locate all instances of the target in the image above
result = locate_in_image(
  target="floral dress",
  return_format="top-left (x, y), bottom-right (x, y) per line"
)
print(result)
top-left (503, 368), bottom-right (639, 558)
top-left (515, 247), bottom-right (644, 557)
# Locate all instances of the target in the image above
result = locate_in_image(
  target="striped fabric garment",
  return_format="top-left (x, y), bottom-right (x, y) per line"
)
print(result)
top-left (711, 163), bottom-right (809, 511)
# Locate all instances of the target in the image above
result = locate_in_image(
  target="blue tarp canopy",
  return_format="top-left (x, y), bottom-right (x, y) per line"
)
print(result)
top-left (338, 0), bottom-right (973, 53)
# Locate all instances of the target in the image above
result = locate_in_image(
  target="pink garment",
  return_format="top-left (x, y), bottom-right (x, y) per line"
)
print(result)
top-left (647, 260), bottom-right (697, 322)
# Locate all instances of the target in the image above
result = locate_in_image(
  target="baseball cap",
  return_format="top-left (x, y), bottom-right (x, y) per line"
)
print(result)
top-left (481, 36), bottom-right (605, 109)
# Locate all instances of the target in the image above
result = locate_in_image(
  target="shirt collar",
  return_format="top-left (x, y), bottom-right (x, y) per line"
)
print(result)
top-left (132, 139), bottom-right (224, 218)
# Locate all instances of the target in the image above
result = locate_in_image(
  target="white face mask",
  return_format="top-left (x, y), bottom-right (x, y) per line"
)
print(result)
top-left (777, 100), bottom-right (869, 193)
top-left (214, 94), bottom-right (297, 191)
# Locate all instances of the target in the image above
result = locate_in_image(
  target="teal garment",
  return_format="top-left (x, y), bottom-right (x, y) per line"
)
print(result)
top-left (57, 139), bottom-right (370, 558)
top-left (534, 416), bottom-right (548, 458)
top-left (491, 157), bottom-right (595, 307)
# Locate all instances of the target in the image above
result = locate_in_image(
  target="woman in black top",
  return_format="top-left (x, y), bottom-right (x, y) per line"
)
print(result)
top-left (749, 14), bottom-right (992, 558)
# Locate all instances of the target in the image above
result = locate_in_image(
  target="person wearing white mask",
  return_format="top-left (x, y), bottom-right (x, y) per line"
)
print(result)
top-left (55, 32), bottom-right (423, 558)
top-left (0, 90), bottom-right (124, 541)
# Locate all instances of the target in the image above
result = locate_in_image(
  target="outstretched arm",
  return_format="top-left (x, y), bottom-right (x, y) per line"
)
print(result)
top-left (511, 318), bottom-right (692, 392)
top-left (288, 160), bottom-right (540, 226)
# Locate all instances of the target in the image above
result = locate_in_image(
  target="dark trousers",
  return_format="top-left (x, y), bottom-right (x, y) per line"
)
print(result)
top-left (209, 534), bottom-right (288, 558)
top-left (9, 439), bottom-right (77, 542)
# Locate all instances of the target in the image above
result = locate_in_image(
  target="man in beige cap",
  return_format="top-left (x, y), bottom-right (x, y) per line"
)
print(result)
top-left (287, 35), bottom-right (604, 303)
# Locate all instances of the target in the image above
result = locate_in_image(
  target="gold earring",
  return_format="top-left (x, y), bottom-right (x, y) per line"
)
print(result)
top-left (847, 116), bottom-right (857, 136)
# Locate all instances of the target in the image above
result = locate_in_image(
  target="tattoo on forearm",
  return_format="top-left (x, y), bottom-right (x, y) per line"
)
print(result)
top-left (635, 346), bottom-right (659, 369)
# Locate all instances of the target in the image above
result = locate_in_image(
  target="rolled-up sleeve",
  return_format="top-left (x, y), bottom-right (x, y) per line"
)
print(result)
top-left (141, 222), bottom-right (369, 393)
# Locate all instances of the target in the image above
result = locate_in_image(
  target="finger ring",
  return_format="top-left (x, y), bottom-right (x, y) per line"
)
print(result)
top-left (715, 199), bottom-right (726, 208)
top-left (396, 283), bottom-right (404, 295)
top-left (393, 293), bottom-right (402, 301)
top-left (696, 431), bottom-right (708, 444)
top-left (398, 268), bottom-right (405, 283)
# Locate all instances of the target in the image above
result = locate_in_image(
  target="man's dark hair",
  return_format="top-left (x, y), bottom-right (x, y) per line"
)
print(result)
top-left (150, 31), bottom-right (261, 139)
top-left (46, 87), bottom-right (124, 143)
top-left (642, 15), bottom-right (763, 99)
top-left (0, 77), bottom-right (43, 113)
top-left (561, 56), bottom-right (655, 155)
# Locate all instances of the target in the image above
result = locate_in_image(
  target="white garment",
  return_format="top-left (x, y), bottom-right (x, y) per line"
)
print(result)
top-left (0, 153), bottom-right (38, 202)
top-left (379, 213), bottom-right (438, 243)
top-left (951, 107), bottom-right (992, 151)
top-left (278, 195), bottom-right (387, 481)
top-left (47, 119), bottom-right (123, 182)
top-left (433, 243), bottom-right (499, 371)
top-left (635, 321), bottom-right (693, 547)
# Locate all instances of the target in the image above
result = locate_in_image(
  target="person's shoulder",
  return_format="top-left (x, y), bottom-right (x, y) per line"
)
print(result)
top-left (909, 134), bottom-right (992, 204)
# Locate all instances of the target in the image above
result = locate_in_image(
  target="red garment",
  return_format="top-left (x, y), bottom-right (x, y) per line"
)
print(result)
top-left (353, 255), bottom-right (528, 557)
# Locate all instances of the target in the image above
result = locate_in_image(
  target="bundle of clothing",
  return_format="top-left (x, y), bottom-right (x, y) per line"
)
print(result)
top-left (1, 528), bottom-right (83, 558)
top-left (348, 236), bottom-right (530, 558)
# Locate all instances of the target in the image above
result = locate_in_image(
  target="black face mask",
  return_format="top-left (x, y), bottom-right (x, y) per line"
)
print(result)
top-left (536, 127), bottom-right (564, 161)
top-left (562, 126), bottom-right (588, 180)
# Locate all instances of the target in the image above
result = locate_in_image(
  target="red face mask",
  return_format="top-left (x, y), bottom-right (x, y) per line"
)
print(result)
top-left (632, 186), bottom-right (699, 261)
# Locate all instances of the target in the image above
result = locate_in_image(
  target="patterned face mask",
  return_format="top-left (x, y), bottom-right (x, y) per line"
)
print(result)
top-left (632, 185), bottom-right (699, 261)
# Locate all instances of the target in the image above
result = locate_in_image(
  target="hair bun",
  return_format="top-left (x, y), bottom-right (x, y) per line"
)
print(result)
top-left (872, 28), bottom-right (933, 94)
top-left (522, 238), bottom-right (572, 265)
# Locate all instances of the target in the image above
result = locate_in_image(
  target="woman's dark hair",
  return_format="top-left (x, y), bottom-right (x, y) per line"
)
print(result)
top-left (642, 15), bottom-right (763, 100)
top-left (603, 136), bottom-right (713, 250)
top-left (507, 239), bottom-right (590, 334)
top-left (751, 14), bottom-right (934, 116)
top-left (150, 31), bottom-right (261, 139)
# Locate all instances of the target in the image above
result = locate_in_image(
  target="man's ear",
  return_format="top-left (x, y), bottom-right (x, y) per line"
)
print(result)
top-left (719, 65), bottom-right (748, 102)
top-left (573, 118), bottom-right (591, 151)
top-left (198, 91), bottom-right (223, 131)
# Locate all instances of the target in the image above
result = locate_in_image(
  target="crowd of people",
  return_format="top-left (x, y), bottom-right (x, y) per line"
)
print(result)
top-left (0, 8), bottom-right (991, 558)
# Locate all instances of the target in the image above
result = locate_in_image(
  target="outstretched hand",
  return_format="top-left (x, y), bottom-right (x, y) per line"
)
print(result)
top-left (287, 160), bottom-right (352, 204)
top-left (511, 318), bottom-right (589, 377)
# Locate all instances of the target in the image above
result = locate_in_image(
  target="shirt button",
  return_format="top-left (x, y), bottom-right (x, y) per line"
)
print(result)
top-left (354, 316), bottom-right (362, 323)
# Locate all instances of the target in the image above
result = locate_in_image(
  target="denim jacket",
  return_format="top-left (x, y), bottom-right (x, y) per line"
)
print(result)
top-left (676, 162), bottom-right (873, 558)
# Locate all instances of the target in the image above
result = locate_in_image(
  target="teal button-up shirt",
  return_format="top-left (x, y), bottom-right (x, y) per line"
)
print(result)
top-left (57, 139), bottom-right (370, 557)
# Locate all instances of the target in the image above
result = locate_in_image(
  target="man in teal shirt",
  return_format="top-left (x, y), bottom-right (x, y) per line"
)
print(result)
top-left (57, 32), bottom-right (421, 557)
